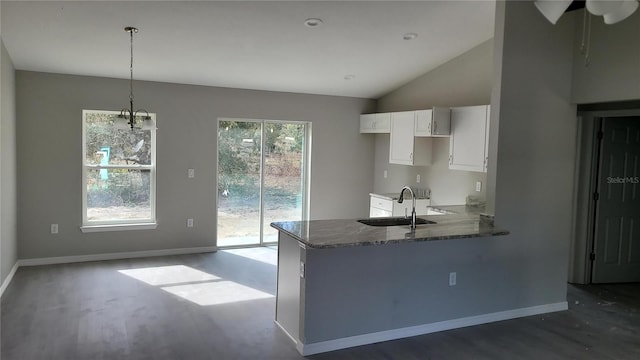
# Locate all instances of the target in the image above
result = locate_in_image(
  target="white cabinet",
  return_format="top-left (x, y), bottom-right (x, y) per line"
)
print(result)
top-left (415, 107), bottom-right (451, 137)
top-left (389, 111), bottom-right (432, 166)
top-left (370, 195), bottom-right (431, 218)
top-left (360, 113), bottom-right (391, 133)
top-left (369, 195), bottom-right (393, 217)
top-left (449, 105), bottom-right (490, 173)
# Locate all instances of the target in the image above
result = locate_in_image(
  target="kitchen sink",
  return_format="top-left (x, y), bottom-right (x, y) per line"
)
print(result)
top-left (357, 217), bottom-right (436, 227)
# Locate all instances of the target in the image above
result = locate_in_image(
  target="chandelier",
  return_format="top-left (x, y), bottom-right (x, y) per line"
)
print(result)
top-left (535, 0), bottom-right (639, 25)
top-left (115, 26), bottom-right (154, 130)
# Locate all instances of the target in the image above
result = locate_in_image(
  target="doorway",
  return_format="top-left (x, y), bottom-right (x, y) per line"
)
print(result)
top-left (591, 117), bottom-right (640, 283)
top-left (216, 119), bottom-right (310, 247)
top-left (571, 109), bottom-right (640, 284)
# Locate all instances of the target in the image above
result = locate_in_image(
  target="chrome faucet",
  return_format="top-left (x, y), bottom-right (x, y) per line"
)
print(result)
top-left (398, 186), bottom-right (417, 229)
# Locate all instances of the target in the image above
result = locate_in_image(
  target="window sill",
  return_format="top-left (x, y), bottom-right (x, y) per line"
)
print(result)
top-left (80, 223), bottom-right (157, 233)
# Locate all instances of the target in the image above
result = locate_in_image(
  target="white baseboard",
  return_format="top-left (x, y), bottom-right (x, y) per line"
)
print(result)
top-left (0, 262), bottom-right (20, 297)
top-left (298, 301), bottom-right (569, 356)
top-left (274, 320), bottom-right (299, 346)
top-left (17, 246), bottom-right (218, 267)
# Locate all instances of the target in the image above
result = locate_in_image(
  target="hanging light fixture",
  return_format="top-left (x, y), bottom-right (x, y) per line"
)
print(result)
top-left (115, 26), bottom-right (154, 130)
top-left (535, 0), bottom-right (639, 25)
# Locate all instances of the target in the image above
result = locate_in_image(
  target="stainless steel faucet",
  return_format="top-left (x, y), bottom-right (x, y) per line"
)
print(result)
top-left (398, 186), bottom-right (417, 229)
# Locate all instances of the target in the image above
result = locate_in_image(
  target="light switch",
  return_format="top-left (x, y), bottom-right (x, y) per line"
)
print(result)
top-left (51, 224), bottom-right (58, 234)
top-left (383, 170), bottom-right (388, 179)
top-left (187, 218), bottom-right (194, 228)
top-left (188, 169), bottom-right (195, 178)
top-left (416, 174), bottom-right (421, 183)
top-left (475, 181), bottom-right (482, 192)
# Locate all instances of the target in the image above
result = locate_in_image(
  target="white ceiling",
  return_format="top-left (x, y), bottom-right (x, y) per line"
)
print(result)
top-left (1, 1), bottom-right (495, 99)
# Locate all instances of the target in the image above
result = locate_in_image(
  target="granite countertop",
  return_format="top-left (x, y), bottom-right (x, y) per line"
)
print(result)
top-left (369, 192), bottom-right (430, 200)
top-left (270, 205), bottom-right (509, 249)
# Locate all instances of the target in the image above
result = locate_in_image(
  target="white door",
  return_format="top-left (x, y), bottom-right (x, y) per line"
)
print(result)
top-left (593, 117), bottom-right (640, 283)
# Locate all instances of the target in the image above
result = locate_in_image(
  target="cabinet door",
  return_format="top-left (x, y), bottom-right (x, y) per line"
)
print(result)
top-left (390, 111), bottom-right (417, 165)
top-left (370, 207), bottom-right (392, 218)
top-left (392, 201), bottom-right (411, 217)
top-left (374, 113), bottom-right (391, 132)
top-left (360, 113), bottom-right (390, 133)
top-left (414, 110), bottom-right (433, 136)
top-left (392, 199), bottom-right (431, 216)
top-left (449, 105), bottom-right (488, 172)
top-left (484, 106), bottom-right (491, 172)
top-left (360, 114), bottom-right (376, 133)
top-left (414, 199), bottom-right (431, 215)
top-left (432, 107), bottom-right (451, 136)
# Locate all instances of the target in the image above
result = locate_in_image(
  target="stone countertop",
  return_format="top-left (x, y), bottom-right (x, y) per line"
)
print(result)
top-left (369, 192), bottom-right (430, 200)
top-left (270, 205), bottom-right (508, 249)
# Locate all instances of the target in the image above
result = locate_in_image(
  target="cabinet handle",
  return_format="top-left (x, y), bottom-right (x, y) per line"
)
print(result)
top-left (433, 121), bottom-right (437, 134)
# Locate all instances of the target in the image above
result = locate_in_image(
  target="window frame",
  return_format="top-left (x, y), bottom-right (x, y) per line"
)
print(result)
top-left (81, 109), bottom-right (157, 232)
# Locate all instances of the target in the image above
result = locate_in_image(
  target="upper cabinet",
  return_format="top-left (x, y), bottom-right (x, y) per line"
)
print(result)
top-left (449, 105), bottom-right (490, 173)
top-left (360, 113), bottom-right (391, 133)
top-left (389, 111), bottom-right (432, 166)
top-left (415, 107), bottom-right (451, 137)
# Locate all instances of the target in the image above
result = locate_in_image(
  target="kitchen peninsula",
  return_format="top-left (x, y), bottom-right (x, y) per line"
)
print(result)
top-left (271, 207), bottom-right (513, 355)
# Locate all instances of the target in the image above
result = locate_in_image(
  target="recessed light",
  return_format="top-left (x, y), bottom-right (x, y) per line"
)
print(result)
top-left (403, 33), bottom-right (418, 41)
top-left (344, 74), bottom-right (355, 80)
top-left (304, 18), bottom-right (324, 28)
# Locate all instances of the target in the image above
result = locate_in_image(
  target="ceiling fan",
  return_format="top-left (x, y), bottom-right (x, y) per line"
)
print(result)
top-left (535, 0), bottom-right (638, 24)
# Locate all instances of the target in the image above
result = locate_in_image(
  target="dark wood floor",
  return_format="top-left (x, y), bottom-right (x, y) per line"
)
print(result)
top-left (2, 248), bottom-right (639, 360)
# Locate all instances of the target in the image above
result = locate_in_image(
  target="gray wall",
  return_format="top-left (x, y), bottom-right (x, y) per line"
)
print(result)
top-left (373, 40), bottom-right (493, 205)
top-left (572, 9), bottom-right (640, 103)
top-left (568, 11), bottom-right (640, 283)
top-left (1, 40), bottom-right (17, 284)
top-left (16, 71), bottom-right (375, 259)
top-left (491, 1), bottom-right (577, 303)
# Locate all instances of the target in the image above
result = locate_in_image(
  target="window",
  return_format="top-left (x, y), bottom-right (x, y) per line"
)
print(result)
top-left (81, 110), bottom-right (156, 231)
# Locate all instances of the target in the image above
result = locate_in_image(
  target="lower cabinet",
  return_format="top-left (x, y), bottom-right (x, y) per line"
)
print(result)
top-left (370, 195), bottom-right (431, 218)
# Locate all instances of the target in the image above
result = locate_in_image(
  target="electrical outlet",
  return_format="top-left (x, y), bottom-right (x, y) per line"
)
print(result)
top-left (383, 170), bottom-right (388, 179)
top-left (51, 224), bottom-right (58, 234)
top-left (416, 174), bottom-right (421, 183)
top-left (188, 169), bottom-right (195, 178)
top-left (449, 272), bottom-right (457, 286)
top-left (475, 181), bottom-right (482, 192)
top-left (187, 218), bottom-right (194, 228)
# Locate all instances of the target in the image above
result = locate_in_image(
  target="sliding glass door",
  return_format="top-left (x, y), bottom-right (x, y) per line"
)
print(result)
top-left (217, 119), bottom-right (308, 247)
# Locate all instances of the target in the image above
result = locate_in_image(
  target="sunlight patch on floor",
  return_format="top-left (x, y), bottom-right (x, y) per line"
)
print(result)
top-left (118, 265), bottom-right (220, 286)
top-left (118, 263), bottom-right (274, 306)
top-left (161, 281), bottom-right (273, 306)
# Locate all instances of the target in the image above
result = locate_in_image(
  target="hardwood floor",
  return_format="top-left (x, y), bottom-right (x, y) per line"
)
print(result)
top-left (2, 248), bottom-right (639, 360)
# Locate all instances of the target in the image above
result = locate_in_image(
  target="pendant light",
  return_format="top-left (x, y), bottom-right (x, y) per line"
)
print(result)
top-left (604, 0), bottom-right (639, 24)
top-left (535, 0), bottom-right (639, 25)
top-left (115, 26), bottom-right (154, 130)
top-left (534, 0), bottom-right (573, 24)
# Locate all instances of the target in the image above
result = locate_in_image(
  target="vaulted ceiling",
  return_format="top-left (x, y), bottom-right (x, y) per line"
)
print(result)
top-left (1, 1), bottom-right (495, 98)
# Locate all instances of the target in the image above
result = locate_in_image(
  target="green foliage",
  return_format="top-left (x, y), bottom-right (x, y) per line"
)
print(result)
top-left (85, 112), bottom-right (152, 165)
top-left (217, 120), bottom-right (305, 199)
top-left (84, 111), bottom-right (153, 209)
top-left (87, 169), bottom-right (150, 208)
